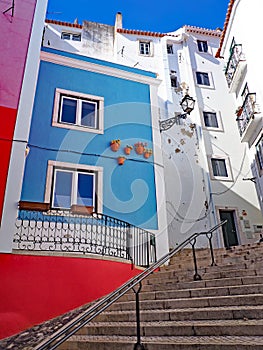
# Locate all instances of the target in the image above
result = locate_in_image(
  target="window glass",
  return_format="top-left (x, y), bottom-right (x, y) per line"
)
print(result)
top-left (61, 97), bottom-right (77, 124)
top-left (171, 76), bottom-right (177, 88)
top-left (53, 171), bottom-right (72, 208)
top-left (72, 34), bottom-right (81, 41)
top-left (203, 112), bottom-right (218, 128)
top-left (140, 42), bottom-right (150, 55)
top-left (81, 101), bottom-right (96, 128)
top-left (167, 44), bottom-right (173, 54)
top-left (212, 159), bottom-right (228, 177)
top-left (61, 32), bottom-right (70, 40)
top-left (52, 169), bottom-right (95, 209)
top-left (196, 72), bottom-right (210, 86)
top-left (197, 40), bottom-right (208, 52)
top-left (77, 173), bottom-right (94, 206)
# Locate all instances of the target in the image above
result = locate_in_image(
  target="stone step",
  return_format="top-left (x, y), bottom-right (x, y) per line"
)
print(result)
top-left (111, 294), bottom-right (263, 312)
top-left (120, 283), bottom-right (263, 302)
top-left (58, 334), bottom-right (263, 350)
top-left (94, 305), bottom-right (263, 322)
top-left (144, 267), bottom-right (261, 286)
top-left (141, 275), bottom-right (263, 292)
top-left (169, 246), bottom-right (263, 267)
top-left (77, 319), bottom-right (263, 337)
top-left (167, 256), bottom-right (263, 270)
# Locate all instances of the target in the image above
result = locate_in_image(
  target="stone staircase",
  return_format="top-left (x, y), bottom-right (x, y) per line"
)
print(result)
top-left (58, 243), bottom-right (263, 349)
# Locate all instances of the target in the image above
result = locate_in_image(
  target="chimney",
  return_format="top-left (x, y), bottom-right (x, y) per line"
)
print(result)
top-left (115, 12), bottom-right (122, 30)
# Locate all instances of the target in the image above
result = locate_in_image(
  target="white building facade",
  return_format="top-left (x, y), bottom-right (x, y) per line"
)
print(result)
top-left (216, 0), bottom-right (263, 216)
top-left (43, 11), bottom-right (263, 249)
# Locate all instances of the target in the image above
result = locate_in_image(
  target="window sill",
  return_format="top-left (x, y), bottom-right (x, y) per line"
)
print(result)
top-left (70, 205), bottom-right (94, 215)
top-left (210, 176), bottom-right (234, 182)
top-left (52, 121), bottom-right (103, 134)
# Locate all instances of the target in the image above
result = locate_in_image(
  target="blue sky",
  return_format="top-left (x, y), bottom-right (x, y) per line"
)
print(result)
top-left (46, 0), bottom-right (230, 33)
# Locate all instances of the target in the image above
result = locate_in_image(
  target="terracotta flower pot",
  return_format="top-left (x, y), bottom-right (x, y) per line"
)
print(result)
top-left (135, 145), bottom-right (144, 155)
top-left (124, 147), bottom-right (132, 155)
top-left (118, 157), bottom-right (126, 165)
top-left (144, 152), bottom-right (151, 159)
top-left (110, 143), bottom-right (120, 152)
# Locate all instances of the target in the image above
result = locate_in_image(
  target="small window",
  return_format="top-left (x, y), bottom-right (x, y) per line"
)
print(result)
top-left (211, 158), bottom-right (228, 177)
top-left (72, 34), bottom-right (81, 41)
top-left (139, 41), bottom-right (151, 55)
top-left (61, 32), bottom-right (81, 41)
top-left (167, 44), bottom-right (173, 54)
top-left (60, 96), bottom-right (97, 128)
top-left (170, 71), bottom-right (177, 88)
top-left (61, 32), bottom-right (71, 40)
top-left (256, 136), bottom-right (263, 173)
top-left (196, 72), bottom-right (210, 86)
top-left (53, 89), bottom-right (104, 134)
top-left (52, 168), bottom-right (95, 209)
top-left (197, 40), bottom-right (208, 53)
top-left (203, 112), bottom-right (218, 128)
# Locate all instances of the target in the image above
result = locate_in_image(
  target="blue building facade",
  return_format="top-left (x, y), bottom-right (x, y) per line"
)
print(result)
top-left (20, 47), bottom-right (163, 229)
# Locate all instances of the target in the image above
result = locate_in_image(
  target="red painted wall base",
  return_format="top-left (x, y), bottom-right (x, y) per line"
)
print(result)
top-left (0, 253), bottom-right (141, 340)
top-left (0, 106), bottom-right (17, 223)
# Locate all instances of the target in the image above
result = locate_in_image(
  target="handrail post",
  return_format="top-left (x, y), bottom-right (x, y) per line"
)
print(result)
top-left (207, 233), bottom-right (217, 266)
top-left (190, 238), bottom-right (202, 281)
top-left (132, 282), bottom-right (145, 350)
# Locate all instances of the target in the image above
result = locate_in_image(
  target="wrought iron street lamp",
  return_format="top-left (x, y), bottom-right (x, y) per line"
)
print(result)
top-left (159, 94), bottom-right (195, 132)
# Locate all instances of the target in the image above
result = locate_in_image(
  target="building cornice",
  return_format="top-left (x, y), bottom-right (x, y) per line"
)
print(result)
top-left (215, 0), bottom-right (235, 58)
top-left (45, 19), bottom-right (82, 29)
top-left (40, 51), bottom-right (161, 86)
top-left (184, 25), bottom-right (222, 37)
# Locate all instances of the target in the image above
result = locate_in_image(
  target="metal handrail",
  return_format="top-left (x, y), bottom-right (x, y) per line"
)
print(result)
top-left (34, 220), bottom-right (226, 350)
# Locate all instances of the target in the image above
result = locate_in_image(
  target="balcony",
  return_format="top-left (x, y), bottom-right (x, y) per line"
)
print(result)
top-left (236, 93), bottom-right (261, 143)
top-left (225, 44), bottom-right (247, 93)
top-left (13, 203), bottom-right (156, 267)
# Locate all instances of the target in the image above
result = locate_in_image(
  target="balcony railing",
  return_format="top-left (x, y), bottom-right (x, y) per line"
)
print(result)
top-left (225, 44), bottom-right (246, 89)
top-left (236, 93), bottom-right (260, 141)
top-left (13, 207), bottom-right (156, 268)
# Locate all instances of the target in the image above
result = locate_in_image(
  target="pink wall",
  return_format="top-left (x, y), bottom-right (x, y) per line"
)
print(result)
top-left (0, 1), bottom-right (37, 222)
top-left (0, 253), bottom-right (141, 340)
top-left (0, 0), bottom-right (37, 109)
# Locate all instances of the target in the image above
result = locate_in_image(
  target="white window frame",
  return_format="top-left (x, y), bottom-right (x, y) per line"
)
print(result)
top-left (208, 155), bottom-right (233, 181)
top-left (202, 110), bottom-right (224, 131)
top-left (197, 40), bottom-right (208, 53)
top-left (52, 88), bottom-right (104, 134)
top-left (195, 71), bottom-right (214, 89)
top-left (45, 161), bottom-right (103, 212)
top-left (139, 40), bottom-right (152, 56)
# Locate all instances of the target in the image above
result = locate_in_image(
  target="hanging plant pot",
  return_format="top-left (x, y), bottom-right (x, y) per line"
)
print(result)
top-left (144, 150), bottom-right (152, 159)
top-left (110, 139), bottom-right (121, 152)
top-left (124, 145), bottom-right (133, 155)
top-left (235, 107), bottom-right (243, 117)
top-left (134, 142), bottom-right (146, 155)
top-left (118, 156), bottom-right (126, 165)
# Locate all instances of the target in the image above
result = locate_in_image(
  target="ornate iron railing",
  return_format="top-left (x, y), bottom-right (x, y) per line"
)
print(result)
top-left (225, 44), bottom-right (245, 87)
top-left (33, 220), bottom-right (226, 350)
top-left (14, 209), bottom-right (156, 267)
top-left (236, 93), bottom-right (258, 137)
